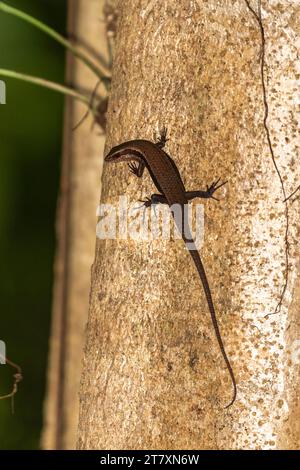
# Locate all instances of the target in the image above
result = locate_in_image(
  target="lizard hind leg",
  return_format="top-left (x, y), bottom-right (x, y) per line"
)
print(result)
top-left (185, 179), bottom-right (227, 202)
top-left (144, 193), bottom-right (168, 206)
top-left (137, 194), bottom-right (168, 221)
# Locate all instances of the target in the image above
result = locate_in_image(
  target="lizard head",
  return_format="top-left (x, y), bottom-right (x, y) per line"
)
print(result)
top-left (105, 141), bottom-right (143, 164)
top-left (104, 143), bottom-right (124, 162)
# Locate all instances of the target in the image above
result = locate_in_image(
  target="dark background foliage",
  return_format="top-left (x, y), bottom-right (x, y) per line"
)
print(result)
top-left (0, 0), bottom-right (66, 449)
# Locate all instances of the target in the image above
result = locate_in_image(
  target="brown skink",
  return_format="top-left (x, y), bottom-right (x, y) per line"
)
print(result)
top-left (105, 129), bottom-right (237, 408)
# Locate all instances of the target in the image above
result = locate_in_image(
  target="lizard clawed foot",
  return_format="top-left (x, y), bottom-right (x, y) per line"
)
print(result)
top-left (138, 197), bottom-right (152, 208)
top-left (133, 195), bottom-right (158, 210)
top-left (128, 162), bottom-right (140, 176)
top-left (155, 126), bottom-right (169, 149)
top-left (206, 178), bottom-right (227, 201)
top-left (132, 197), bottom-right (155, 224)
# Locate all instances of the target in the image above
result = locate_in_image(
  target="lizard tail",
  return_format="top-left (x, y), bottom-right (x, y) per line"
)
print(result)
top-left (188, 247), bottom-right (237, 408)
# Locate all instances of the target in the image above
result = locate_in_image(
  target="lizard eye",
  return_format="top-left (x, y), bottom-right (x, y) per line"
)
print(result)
top-left (104, 151), bottom-right (115, 162)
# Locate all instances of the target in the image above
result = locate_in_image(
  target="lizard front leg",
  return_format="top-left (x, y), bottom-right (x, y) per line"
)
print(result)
top-left (154, 126), bottom-right (168, 149)
top-left (128, 160), bottom-right (145, 178)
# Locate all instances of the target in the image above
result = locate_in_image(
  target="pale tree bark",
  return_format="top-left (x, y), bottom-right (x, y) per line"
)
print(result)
top-left (42, 0), bottom-right (109, 450)
top-left (78, 0), bottom-right (300, 449)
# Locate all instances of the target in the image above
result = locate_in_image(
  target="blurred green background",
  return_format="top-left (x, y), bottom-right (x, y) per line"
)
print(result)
top-left (0, 0), bottom-right (66, 449)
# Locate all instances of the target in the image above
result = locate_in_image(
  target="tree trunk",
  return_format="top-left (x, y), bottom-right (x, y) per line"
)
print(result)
top-left (77, 0), bottom-right (300, 449)
top-left (42, 0), bottom-right (108, 450)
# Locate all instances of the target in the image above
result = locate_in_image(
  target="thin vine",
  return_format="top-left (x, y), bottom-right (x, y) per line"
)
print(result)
top-left (245, 0), bottom-right (290, 317)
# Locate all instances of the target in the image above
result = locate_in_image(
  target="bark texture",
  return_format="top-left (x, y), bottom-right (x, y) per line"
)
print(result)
top-left (78, 0), bottom-right (300, 449)
top-left (42, 0), bottom-right (107, 450)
